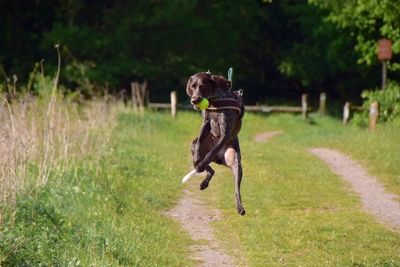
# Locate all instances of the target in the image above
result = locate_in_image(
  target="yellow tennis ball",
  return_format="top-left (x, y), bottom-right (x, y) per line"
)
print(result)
top-left (196, 98), bottom-right (209, 110)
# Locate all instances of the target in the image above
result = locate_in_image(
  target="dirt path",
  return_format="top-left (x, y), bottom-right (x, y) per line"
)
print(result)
top-left (253, 130), bottom-right (283, 143)
top-left (166, 187), bottom-right (238, 266)
top-left (310, 148), bottom-right (400, 231)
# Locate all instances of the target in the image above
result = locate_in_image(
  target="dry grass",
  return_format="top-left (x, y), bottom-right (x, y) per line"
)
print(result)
top-left (0, 94), bottom-right (118, 222)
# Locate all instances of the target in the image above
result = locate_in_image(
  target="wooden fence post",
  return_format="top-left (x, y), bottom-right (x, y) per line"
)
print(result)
top-left (343, 102), bottom-right (351, 125)
top-left (301, 94), bottom-right (308, 119)
top-left (131, 81), bottom-right (148, 113)
top-left (319, 92), bottom-right (326, 116)
top-left (170, 91), bottom-right (177, 118)
top-left (369, 101), bottom-right (379, 130)
top-left (131, 82), bottom-right (138, 112)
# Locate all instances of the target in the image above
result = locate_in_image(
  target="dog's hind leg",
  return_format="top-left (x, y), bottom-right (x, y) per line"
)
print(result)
top-left (224, 146), bottom-right (246, 216)
top-left (200, 165), bottom-right (215, 190)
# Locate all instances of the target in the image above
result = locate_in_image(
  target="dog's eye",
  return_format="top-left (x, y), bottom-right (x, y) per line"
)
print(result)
top-left (199, 85), bottom-right (204, 89)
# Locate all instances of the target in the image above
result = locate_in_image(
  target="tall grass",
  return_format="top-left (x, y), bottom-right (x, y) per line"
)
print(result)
top-left (0, 50), bottom-right (117, 223)
top-left (0, 111), bottom-right (195, 266)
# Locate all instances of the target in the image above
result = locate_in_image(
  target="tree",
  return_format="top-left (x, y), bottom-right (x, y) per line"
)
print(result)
top-left (252, 0), bottom-right (374, 101)
top-left (310, 0), bottom-right (400, 68)
top-left (0, 0), bottom-right (385, 103)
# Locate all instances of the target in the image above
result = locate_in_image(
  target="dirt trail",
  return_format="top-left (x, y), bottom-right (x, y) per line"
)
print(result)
top-left (310, 148), bottom-right (400, 231)
top-left (166, 187), bottom-right (238, 266)
top-left (253, 130), bottom-right (283, 143)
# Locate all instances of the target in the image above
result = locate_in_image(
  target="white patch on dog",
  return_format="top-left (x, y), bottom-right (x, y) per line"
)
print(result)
top-left (224, 148), bottom-right (237, 167)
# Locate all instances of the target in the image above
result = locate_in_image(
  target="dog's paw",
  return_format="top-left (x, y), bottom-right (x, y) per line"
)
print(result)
top-left (237, 205), bottom-right (246, 216)
top-left (200, 180), bottom-right (209, 190)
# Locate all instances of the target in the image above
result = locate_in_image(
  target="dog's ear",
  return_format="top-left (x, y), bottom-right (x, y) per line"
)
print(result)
top-left (186, 76), bottom-right (194, 97)
top-left (211, 75), bottom-right (231, 91)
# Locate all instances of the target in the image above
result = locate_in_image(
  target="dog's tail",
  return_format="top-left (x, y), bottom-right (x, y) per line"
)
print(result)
top-left (182, 169), bottom-right (197, 184)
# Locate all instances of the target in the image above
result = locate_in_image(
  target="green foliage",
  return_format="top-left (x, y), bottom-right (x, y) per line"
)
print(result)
top-left (276, 2), bottom-right (359, 87)
top-left (32, 73), bottom-right (55, 99)
top-left (351, 82), bottom-right (400, 126)
top-left (0, 0), bottom-right (380, 103)
top-left (349, 111), bottom-right (369, 128)
top-left (63, 58), bottom-right (96, 98)
top-left (41, 1), bottom-right (261, 88)
top-left (361, 81), bottom-right (400, 122)
top-left (310, 0), bottom-right (400, 68)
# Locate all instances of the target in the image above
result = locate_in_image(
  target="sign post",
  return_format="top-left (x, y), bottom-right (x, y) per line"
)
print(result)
top-left (377, 39), bottom-right (392, 89)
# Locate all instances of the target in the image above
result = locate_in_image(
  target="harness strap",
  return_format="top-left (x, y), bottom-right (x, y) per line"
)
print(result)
top-left (191, 90), bottom-right (245, 118)
top-left (207, 98), bottom-right (243, 114)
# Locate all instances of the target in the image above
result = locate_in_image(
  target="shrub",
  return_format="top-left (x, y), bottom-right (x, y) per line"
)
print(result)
top-left (361, 81), bottom-right (400, 122)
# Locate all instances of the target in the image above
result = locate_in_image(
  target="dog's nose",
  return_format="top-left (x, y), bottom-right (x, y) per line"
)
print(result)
top-left (191, 96), bottom-right (202, 105)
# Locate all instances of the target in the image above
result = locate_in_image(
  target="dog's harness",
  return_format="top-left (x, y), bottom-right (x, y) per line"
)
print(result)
top-left (193, 89), bottom-right (245, 118)
top-left (208, 89), bottom-right (244, 117)
top-left (207, 98), bottom-right (242, 114)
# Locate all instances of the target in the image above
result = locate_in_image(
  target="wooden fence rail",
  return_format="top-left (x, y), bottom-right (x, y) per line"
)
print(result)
top-left (143, 90), bottom-right (380, 129)
top-left (343, 101), bottom-right (379, 130)
top-left (343, 102), bottom-right (365, 125)
top-left (148, 92), bottom-right (314, 119)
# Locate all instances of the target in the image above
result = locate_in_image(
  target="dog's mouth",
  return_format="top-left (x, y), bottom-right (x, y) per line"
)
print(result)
top-left (190, 96), bottom-right (202, 105)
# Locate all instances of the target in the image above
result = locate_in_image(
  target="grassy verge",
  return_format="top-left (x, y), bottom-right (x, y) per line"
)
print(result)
top-left (1, 109), bottom-right (399, 266)
top-left (195, 112), bottom-right (400, 266)
top-left (0, 111), bottom-right (196, 266)
top-left (0, 95), bottom-right (114, 213)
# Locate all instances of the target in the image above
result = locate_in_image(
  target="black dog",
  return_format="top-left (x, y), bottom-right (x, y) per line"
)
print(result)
top-left (186, 72), bottom-right (245, 215)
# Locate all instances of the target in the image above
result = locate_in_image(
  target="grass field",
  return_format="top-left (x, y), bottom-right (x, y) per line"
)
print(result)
top-left (199, 112), bottom-right (400, 266)
top-left (1, 110), bottom-right (399, 266)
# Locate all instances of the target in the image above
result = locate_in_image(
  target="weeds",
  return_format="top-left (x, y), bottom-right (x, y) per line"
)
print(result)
top-left (0, 111), bottom-right (194, 266)
top-left (0, 46), bottom-right (117, 222)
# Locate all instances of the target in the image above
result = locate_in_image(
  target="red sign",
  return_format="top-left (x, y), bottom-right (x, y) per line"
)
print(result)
top-left (378, 39), bottom-right (392, 61)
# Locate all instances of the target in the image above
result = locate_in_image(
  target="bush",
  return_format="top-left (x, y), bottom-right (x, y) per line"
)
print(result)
top-left (350, 81), bottom-right (400, 127)
top-left (361, 81), bottom-right (400, 122)
top-left (350, 111), bottom-right (369, 127)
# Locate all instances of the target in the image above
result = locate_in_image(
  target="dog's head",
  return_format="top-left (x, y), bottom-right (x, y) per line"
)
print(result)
top-left (186, 72), bottom-right (231, 105)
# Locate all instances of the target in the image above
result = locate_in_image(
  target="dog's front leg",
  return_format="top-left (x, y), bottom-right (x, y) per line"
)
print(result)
top-left (196, 118), bottom-right (232, 172)
top-left (193, 119), bottom-right (210, 165)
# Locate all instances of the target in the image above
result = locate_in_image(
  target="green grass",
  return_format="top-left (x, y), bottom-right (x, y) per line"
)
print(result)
top-left (197, 112), bottom-right (400, 266)
top-left (1, 110), bottom-right (399, 266)
top-left (247, 113), bottom-right (400, 196)
top-left (0, 111), bottom-right (197, 266)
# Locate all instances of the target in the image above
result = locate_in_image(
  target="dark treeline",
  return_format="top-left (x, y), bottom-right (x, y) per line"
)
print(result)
top-left (0, 0), bottom-right (397, 105)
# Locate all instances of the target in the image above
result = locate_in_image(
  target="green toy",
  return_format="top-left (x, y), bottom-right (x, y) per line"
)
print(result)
top-left (196, 98), bottom-right (209, 110)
